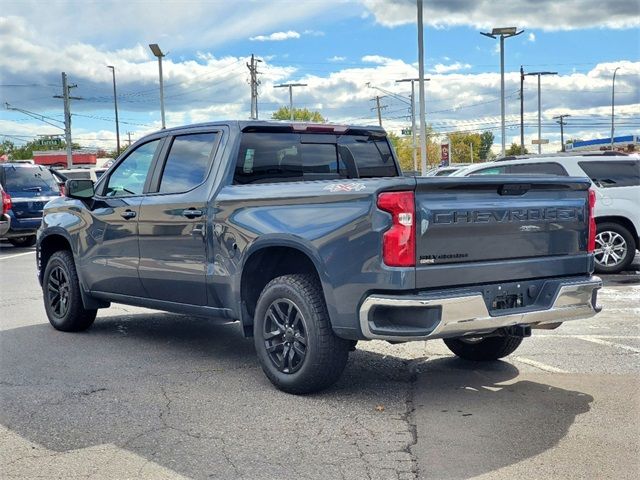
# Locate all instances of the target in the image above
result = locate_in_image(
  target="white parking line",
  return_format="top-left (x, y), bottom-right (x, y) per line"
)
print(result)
top-left (535, 335), bottom-right (640, 339)
top-left (574, 335), bottom-right (640, 353)
top-left (513, 356), bottom-right (569, 373)
top-left (0, 251), bottom-right (35, 261)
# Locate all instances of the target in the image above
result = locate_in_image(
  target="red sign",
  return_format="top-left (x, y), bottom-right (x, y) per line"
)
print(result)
top-left (440, 143), bottom-right (450, 166)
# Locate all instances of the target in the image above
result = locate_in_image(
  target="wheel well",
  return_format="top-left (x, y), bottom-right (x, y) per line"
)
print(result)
top-left (596, 216), bottom-right (639, 249)
top-left (240, 247), bottom-right (323, 335)
top-left (39, 234), bottom-right (72, 284)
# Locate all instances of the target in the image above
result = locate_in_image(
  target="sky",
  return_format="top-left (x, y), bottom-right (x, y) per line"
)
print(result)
top-left (1, 0), bottom-right (639, 155)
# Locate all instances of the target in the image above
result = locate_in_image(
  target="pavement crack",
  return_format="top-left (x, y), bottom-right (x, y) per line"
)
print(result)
top-left (401, 359), bottom-right (421, 479)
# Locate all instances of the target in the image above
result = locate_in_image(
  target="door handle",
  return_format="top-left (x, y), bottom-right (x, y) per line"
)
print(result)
top-left (120, 209), bottom-right (137, 220)
top-left (182, 208), bottom-right (203, 219)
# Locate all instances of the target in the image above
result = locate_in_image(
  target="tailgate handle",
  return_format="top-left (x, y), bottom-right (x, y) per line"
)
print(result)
top-left (499, 184), bottom-right (531, 196)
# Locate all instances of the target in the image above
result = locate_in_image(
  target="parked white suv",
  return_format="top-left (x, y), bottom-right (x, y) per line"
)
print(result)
top-left (452, 153), bottom-right (640, 274)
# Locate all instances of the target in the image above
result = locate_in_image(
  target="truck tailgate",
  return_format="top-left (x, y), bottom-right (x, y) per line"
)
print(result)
top-left (414, 176), bottom-right (592, 287)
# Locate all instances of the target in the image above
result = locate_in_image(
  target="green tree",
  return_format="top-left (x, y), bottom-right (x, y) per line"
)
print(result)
top-left (479, 131), bottom-right (494, 160)
top-left (389, 129), bottom-right (440, 172)
top-left (0, 140), bottom-right (15, 157)
top-left (271, 107), bottom-right (325, 122)
top-left (505, 143), bottom-right (529, 156)
top-left (448, 132), bottom-right (482, 163)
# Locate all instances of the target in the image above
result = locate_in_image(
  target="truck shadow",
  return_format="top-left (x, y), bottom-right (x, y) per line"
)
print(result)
top-left (0, 312), bottom-right (592, 479)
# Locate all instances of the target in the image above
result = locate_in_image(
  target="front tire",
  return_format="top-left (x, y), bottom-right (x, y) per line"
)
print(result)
top-left (594, 222), bottom-right (636, 274)
top-left (9, 235), bottom-right (36, 247)
top-left (43, 250), bottom-right (97, 332)
top-left (443, 335), bottom-right (523, 361)
top-left (254, 274), bottom-right (350, 394)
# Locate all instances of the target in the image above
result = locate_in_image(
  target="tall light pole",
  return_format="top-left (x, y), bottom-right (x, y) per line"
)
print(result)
top-left (417, 0), bottom-right (428, 175)
top-left (106, 66), bottom-right (120, 154)
top-left (480, 27), bottom-right (524, 157)
top-left (524, 71), bottom-right (557, 154)
top-left (274, 83), bottom-right (308, 121)
top-left (149, 43), bottom-right (166, 129)
top-left (611, 67), bottom-right (621, 150)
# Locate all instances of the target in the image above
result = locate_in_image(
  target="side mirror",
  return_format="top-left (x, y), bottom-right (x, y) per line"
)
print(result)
top-left (65, 179), bottom-right (94, 199)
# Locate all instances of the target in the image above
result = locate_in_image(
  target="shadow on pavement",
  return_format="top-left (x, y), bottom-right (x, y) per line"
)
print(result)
top-left (0, 312), bottom-right (592, 479)
top-left (412, 358), bottom-right (593, 479)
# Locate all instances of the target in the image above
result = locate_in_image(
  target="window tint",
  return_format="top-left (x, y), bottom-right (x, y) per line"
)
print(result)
top-left (234, 132), bottom-right (396, 184)
top-left (2, 166), bottom-right (59, 193)
top-left (469, 166), bottom-right (507, 176)
top-left (234, 133), bottom-right (346, 184)
top-left (508, 162), bottom-right (568, 176)
top-left (105, 139), bottom-right (159, 196)
top-left (158, 133), bottom-right (218, 193)
top-left (338, 135), bottom-right (397, 178)
top-left (578, 160), bottom-right (640, 188)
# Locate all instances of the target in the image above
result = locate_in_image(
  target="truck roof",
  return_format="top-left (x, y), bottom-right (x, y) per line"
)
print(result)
top-left (155, 120), bottom-right (387, 136)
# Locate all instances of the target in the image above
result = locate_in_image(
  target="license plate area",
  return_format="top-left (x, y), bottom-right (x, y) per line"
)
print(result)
top-left (482, 278), bottom-right (553, 315)
top-left (492, 293), bottom-right (523, 310)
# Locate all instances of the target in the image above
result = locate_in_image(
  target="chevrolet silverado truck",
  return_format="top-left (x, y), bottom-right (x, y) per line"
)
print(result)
top-left (37, 121), bottom-right (602, 393)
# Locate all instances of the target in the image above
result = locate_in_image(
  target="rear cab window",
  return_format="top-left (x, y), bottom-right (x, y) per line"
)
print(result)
top-left (234, 131), bottom-right (397, 184)
top-left (578, 160), bottom-right (640, 188)
top-left (1, 165), bottom-right (59, 193)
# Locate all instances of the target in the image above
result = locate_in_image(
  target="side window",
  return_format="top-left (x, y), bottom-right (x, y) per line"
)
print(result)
top-left (105, 140), bottom-right (160, 196)
top-left (158, 132), bottom-right (218, 193)
top-left (508, 163), bottom-right (568, 176)
top-left (578, 161), bottom-right (640, 188)
top-left (469, 166), bottom-right (507, 175)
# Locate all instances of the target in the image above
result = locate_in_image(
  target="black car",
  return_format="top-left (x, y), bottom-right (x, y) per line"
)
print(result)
top-left (0, 163), bottom-right (61, 247)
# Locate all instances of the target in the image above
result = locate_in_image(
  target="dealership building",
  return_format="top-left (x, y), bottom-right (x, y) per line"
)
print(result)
top-left (565, 134), bottom-right (639, 152)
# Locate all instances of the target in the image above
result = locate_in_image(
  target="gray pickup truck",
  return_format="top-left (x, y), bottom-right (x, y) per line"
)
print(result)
top-left (37, 121), bottom-right (601, 393)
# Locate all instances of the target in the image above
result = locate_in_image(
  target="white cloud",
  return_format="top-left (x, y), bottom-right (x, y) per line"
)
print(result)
top-left (249, 30), bottom-right (301, 42)
top-left (328, 56), bottom-right (347, 62)
top-left (361, 0), bottom-right (639, 30)
top-left (528, 32), bottom-right (536, 42)
top-left (361, 55), bottom-right (396, 64)
top-left (432, 62), bottom-right (472, 74)
top-left (303, 29), bottom-right (325, 37)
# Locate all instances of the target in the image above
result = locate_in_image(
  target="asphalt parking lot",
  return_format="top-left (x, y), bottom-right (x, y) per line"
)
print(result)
top-left (1, 244), bottom-right (638, 480)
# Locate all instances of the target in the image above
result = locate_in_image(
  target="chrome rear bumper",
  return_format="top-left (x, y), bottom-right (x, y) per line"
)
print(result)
top-left (359, 277), bottom-right (602, 342)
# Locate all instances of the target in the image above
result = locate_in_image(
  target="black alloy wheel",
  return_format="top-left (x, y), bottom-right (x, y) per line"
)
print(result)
top-left (47, 265), bottom-right (71, 319)
top-left (263, 298), bottom-right (308, 374)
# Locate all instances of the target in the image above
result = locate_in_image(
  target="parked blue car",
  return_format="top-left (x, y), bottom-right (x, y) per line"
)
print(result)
top-left (0, 163), bottom-right (60, 247)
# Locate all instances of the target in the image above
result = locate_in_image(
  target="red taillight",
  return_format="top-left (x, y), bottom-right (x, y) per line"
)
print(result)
top-left (377, 191), bottom-right (415, 267)
top-left (1, 190), bottom-right (11, 215)
top-left (588, 189), bottom-right (596, 253)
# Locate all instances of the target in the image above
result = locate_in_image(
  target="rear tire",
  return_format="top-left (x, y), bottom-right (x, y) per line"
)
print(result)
top-left (9, 235), bottom-right (36, 247)
top-left (443, 335), bottom-right (523, 361)
top-left (594, 222), bottom-right (636, 274)
top-left (254, 274), bottom-right (350, 394)
top-left (43, 250), bottom-right (97, 332)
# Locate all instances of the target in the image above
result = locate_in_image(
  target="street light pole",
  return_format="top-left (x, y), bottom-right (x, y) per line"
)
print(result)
top-left (107, 66), bottom-right (120, 154)
top-left (274, 83), bottom-right (308, 121)
top-left (417, 0), bottom-right (428, 175)
top-left (611, 67), bottom-right (621, 150)
top-left (524, 71), bottom-right (558, 154)
top-left (520, 65), bottom-right (525, 153)
top-left (480, 27), bottom-right (523, 157)
top-left (149, 43), bottom-right (166, 129)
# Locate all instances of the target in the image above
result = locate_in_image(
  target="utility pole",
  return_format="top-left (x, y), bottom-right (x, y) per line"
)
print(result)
top-left (127, 131), bottom-right (133, 147)
top-left (480, 27), bottom-right (524, 157)
top-left (107, 66), bottom-right (120, 155)
top-left (553, 114), bottom-right (570, 152)
top-left (520, 65), bottom-right (525, 153)
top-left (247, 54), bottom-right (262, 120)
top-left (370, 95), bottom-right (387, 127)
top-left (53, 72), bottom-right (82, 168)
top-left (611, 67), bottom-right (621, 150)
top-left (396, 78), bottom-right (423, 172)
top-left (524, 71), bottom-right (557, 154)
top-left (417, 0), bottom-right (428, 175)
top-left (470, 142), bottom-right (474, 162)
top-left (274, 83), bottom-right (307, 121)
